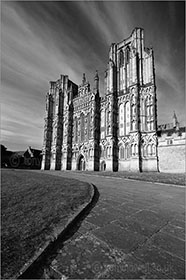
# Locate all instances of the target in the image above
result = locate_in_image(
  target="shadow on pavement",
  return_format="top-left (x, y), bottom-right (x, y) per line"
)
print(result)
top-left (17, 184), bottom-right (100, 279)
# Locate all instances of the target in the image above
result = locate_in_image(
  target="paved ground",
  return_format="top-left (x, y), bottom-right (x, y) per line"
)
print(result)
top-left (40, 171), bottom-right (185, 279)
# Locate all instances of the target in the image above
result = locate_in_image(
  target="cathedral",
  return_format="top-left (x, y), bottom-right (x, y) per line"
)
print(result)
top-left (41, 27), bottom-right (159, 172)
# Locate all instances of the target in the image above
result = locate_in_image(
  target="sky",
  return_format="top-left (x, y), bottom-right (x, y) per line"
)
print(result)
top-left (1, 1), bottom-right (185, 151)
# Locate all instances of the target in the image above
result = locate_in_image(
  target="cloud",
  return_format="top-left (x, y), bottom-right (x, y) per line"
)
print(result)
top-left (156, 61), bottom-right (183, 98)
top-left (1, 1), bottom-right (185, 150)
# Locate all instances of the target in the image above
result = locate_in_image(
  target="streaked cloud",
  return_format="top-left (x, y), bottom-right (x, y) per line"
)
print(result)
top-left (1, 1), bottom-right (185, 150)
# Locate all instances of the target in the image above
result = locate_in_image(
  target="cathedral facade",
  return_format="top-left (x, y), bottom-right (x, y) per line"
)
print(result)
top-left (41, 28), bottom-right (159, 172)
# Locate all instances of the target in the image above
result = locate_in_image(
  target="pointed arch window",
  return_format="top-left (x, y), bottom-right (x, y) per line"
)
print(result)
top-left (80, 113), bottom-right (85, 142)
top-left (119, 104), bottom-right (124, 136)
top-left (106, 147), bottom-right (109, 157)
top-left (100, 146), bottom-right (104, 157)
top-left (147, 144), bottom-right (152, 156)
top-left (119, 146), bottom-right (124, 159)
top-left (125, 101), bottom-right (130, 135)
top-left (152, 144), bottom-right (156, 155)
top-left (126, 47), bottom-right (130, 64)
top-left (107, 110), bottom-right (111, 135)
top-left (141, 98), bottom-right (146, 131)
top-left (132, 120), bottom-right (136, 131)
top-left (119, 50), bottom-right (124, 67)
top-left (75, 117), bottom-right (78, 142)
top-left (143, 145), bottom-right (146, 157)
top-left (125, 143), bottom-right (130, 159)
top-left (101, 110), bottom-right (105, 139)
top-left (87, 113), bottom-right (90, 139)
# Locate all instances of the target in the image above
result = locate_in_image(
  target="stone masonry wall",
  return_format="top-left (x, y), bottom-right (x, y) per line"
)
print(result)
top-left (158, 145), bottom-right (185, 173)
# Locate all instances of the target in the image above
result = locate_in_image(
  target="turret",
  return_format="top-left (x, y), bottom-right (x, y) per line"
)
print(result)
top-left (173, 111), bottom-right (179, 130)
top-left (82, 73), bottom-right (86, 85)
top-left (94, 70), bottom-right (99, 92)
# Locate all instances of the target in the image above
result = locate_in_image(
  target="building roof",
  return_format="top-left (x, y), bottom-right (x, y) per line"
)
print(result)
top-left (157, 125), bottom-right (185, 137)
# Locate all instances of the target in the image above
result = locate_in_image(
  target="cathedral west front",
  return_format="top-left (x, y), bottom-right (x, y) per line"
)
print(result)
top-left (41, 27), bottom-right (159, 172)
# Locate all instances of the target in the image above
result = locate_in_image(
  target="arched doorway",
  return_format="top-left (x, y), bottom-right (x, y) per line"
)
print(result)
top-left (100, 161), bottom-right (106, 171)
top-left (77, 155), bottom-right (86, 171)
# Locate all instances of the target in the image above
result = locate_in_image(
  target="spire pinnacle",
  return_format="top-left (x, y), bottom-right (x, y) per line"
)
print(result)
top-left (94, 70), bottom-right (99, 91)
top-left (94, 70), bottom-right (99, 80)
top-left (82, 73), bottom-right (86, 85)
top-left (173, 111), bottom-right (179, 129)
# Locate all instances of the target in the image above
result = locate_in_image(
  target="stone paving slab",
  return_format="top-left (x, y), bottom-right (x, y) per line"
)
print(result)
top-left (169, 218), bottom-right (185, 228)
top-left (147, 232), bottom-right (185, 261)
top-left (38, 171), bottom-right (185, 279)
top-left (132, 244), bottom-right (185, 279)
top-left (101, 198), bottom-right (127, 207)
top-left (120, 201), bottom-right (157, 210)
top-left (113, 218), bottom-right (161, 238)
top-left (160, 223), bottom-right (185, 241)
top-left (130, 209), bottom-right (169, 227)
top-left (49, 233), bottom-right (125, 279)
top-left (102, 203), bottom-right (141, 217)
top-left (91, 223), bottom-right (146, 254)
top-left (85, 209), bottom-right (119, 227)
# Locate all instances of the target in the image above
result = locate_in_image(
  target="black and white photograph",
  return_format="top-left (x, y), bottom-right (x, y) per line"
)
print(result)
top-left (1, 1), bottom-right (185, 279)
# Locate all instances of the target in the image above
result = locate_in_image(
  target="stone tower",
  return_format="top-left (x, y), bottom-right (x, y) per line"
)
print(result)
top-left (41, 76), bottom-right (78, 170)
top-left (100, 27), bottom-right (158, 171)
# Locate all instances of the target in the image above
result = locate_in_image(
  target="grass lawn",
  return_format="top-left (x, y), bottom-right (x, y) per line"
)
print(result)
top-left (76, 170), bottom-right (186, 186)
top-left (1, 169), bottom-right (91, 279)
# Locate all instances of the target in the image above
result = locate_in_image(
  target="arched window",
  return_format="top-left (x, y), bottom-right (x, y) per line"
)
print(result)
top-left (119, 146), bottom-right (124, 159)
top-left (119, 50), bottom-right (124, 67)
top-left (134, 143), bottom-right (138, 155)
top-left (147, 105), bottom-right (150, 117)
top-left (147, 144), bottom-right (152, 156)
top-left (106, 147), bottom-right (109, 157)
top-left (80, 113), bottom-right (85, 142)
top-left (110, 146), bottom-right (112, 157)
top-left (150, 104), bottom-right (153, 117)
top-left (87, 113), bottom-right (91, 139)
top-left (125, 144), bottom-right (130, 159)
top-left (144, 97), bottom-right (147, 131)
top-left (146, 96), bottom-right (152, 131)
top-left (132, 120), bottom-right (135, 131)
top-left (132, 104), bottom-right (135, 116)
top-left (126, 47), bottom-right (130, 64)
top-left (101, 110), bottom-right (105, 139)
top-left (119, 104), bottom-right (124, 136)
top-left (89, 148), bottom-right (93, 157)
top-left (100, 146), bottom-right (104, 157)
top-left (131, 143), bottom-right (137, 156)
top-left (125, 101), bottom-right (130, 135)
top-left (108, 110), bottom-right (111, 122)
top-left (74, 117), bottom-right (78, 142)
top-left (152, 144), bottom-right (156, 155)
top-left (106, 110), bottom-right (111, 135)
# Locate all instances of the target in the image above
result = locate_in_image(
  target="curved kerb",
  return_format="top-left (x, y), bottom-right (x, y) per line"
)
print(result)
top-left (14, 183), bottom-right (99, 279)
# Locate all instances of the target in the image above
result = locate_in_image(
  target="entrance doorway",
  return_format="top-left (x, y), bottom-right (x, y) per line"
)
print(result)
top-left (77, 155), bottom-right (86, 171)
top-left (100, 161), bottom-right (106, 171)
